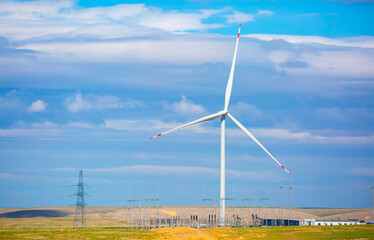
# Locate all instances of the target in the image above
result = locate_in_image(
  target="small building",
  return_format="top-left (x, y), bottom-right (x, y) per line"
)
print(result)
top-left (303, 219), bottom-right (365, 226)
top-left (261, 218), bottom-right (300, 226)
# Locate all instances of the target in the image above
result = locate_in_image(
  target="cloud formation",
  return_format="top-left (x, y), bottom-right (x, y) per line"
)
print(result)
top-left (64, 93), bottom-right (92, 112)
top-left (1, 0), bottom-right (372, 95)
top-left (167, 96), bottom-right (206, 115)
top-left (2, 117), bottom-right (371, 145)
top-left (64, 92), bottom-right (143, 112)
top-left (225, 11), bottom-right (254, 23)
top-left (0, 0), bottom-right (222, 42)
top-left (246, 34), bottom-right (374, 48)
top-left (43, 165), bottom-right (276, 181)
top-left (351, 168), bottom-right (374, 176)
top-left (0, 91), bottom-right (22, 110)
top-left (0, 0), bottom-right (372, 209)
top-left (28, 100), bottom-right (48, 112)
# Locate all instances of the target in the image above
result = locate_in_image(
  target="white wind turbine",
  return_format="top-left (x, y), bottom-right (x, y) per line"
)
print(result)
top-left (150, 24), bottom-right (293, 226)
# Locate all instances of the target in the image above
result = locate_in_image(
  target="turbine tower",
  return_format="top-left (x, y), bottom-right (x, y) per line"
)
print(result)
top-left (150, 24), bottom-right (293, 226)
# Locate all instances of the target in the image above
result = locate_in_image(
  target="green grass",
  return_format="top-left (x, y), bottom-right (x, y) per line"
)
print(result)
top-left (0, 227), bottom-right (156, 240)
top-left (0, 225), bottom-right (373, 239)
top-left (236, 225), bottom-right (374, 239)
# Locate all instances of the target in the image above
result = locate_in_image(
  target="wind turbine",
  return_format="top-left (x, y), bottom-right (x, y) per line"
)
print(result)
top-left (150, 24), bottom-right (292, 226)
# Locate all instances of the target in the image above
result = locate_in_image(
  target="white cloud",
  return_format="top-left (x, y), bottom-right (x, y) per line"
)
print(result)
top-left (0, 172), bottom-right (85, 184)
top-left (249, 128), bottom-right (374, 144)
top-left (0, 1), bottom-right (222, 42)
top-left (244, 34), bottom-right (374, 79)
top-left (1, 1), bottom-right (374, 87)
top-left (64, 93), bottom-right (92, 112)
top-left (31, 121), bottom-right (56, 128)
top-left (0, 173), bottom-right (25, 180)
top-left (64, 93), bottom-right (143, 112)
top-left (88, 165), bottom-right (219, 175)
top-left (130, 152), bottom-right (175, 160)
top-left (315, 107), bottom-right (349, 122)
top-left (245, 34), bottom-right (374, 48)
top-left (257, 10), bottom-right (274, 15)
top-left (94, 95), bottom-right (123, 110)
top-left (267, 50), bottom-right (294, 64)
top-left (64, 3), bottom-right (147, 23)
top-left (339, 81), bottom-right (374, 87)
top-left (0, 128), bottom-right (63, 138)
top-left (0, 0), bottom-right (73, 19)
top-left (19, 38), bottom-right (232, 64)
top-left (1, 118), bottom-right (373, 145)
top-left (104, 118), bottom-right (374, 144)
top-left (104, 119), bottom-right (181, 132)
top-left (28, 99), bottom-right (48, 112)
top-left (66, 121), bottom-right (95, 128)
top-left (167, 96), bottom-right (206, 115)
top-left (295, 49), bottom-right (374, 78)
top-left (138, 9), bottom-right (222, 31)
top-left (94, 95), bottom-right (143, 110)
top-left (0, 91), bottom-right (22, 110)
top-left (225, 11), bottom-right (254, 23)
top-left (249, 128), bottom-right (314, 140)
top-left (227, 126), bottom-right (374, 144)
top-left (351, 168), bottom-right (374, 176)
top-left (13, 120), bottom-right (56, 128)
top-left (48, 165), bottom-right (276, 181)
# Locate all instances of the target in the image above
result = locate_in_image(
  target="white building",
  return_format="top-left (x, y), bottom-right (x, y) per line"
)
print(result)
top-left (303, 219), bottom-right (365, 226)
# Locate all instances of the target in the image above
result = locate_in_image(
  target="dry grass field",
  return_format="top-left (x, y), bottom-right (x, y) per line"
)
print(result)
top-left (0, 225), bottom-right (373, 239)
top-left (0, 206), bottom-right (373, 239)
top-left (0, 206), bottom-right (372, 227)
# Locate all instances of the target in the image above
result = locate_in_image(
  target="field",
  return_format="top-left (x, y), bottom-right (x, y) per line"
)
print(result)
top-left (1, 206), bottom-right (371, 225)
top-left (0, 207), bottom-right (373, 239)
top-left (0, 225), bottom-right (373, 239)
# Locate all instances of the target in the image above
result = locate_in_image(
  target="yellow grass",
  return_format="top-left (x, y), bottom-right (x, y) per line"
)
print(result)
top-left (0, 225), bottom-right (373, 239)
top-left (158, 210), bottom-right (177, 216)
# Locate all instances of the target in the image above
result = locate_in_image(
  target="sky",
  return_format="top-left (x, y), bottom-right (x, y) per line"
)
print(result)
top-left (0, 0), bottom-right (373, 209)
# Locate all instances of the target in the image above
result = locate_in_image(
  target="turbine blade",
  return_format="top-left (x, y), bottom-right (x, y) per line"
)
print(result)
top-left (150, 111), bottom-right (225, 140)
top-left (224, 24), bottom-right (241, 111)
top-left (227, 113), bottom-right (293, 176)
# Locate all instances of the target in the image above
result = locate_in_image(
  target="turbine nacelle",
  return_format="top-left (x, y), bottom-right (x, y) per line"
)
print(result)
top-left (219, 110), bottom-right (228, 116)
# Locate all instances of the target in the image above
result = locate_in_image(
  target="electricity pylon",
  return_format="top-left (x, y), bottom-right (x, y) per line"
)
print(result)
top-left (370, 185), bottom-right (374, 222)
top-left (73, 170), bottom-right (88, 229)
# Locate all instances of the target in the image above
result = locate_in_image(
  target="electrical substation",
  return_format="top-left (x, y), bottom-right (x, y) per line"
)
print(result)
top-left (123, 184), bottom-right (299, 229)
top-left (70, 173), bottom-right (299, 228)
top-left (69, 172), bottom-right (373, 229)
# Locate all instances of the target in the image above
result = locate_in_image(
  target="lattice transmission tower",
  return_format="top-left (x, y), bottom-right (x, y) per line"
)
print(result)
top-left (289, 184), bottom-right (294, 220)
top-left (370, 185), bottom-right (374, 222)
top-left (280, 184), bottom-right (284, 225)
top-left (72, 170), bottom-right (88, 229)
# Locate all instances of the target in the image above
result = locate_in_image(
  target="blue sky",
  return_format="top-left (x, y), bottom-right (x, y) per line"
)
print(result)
top-left (0, 0), bottom-right (373, 209)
